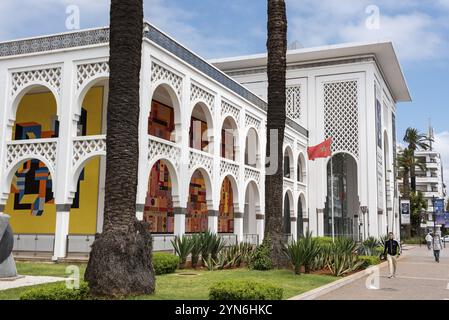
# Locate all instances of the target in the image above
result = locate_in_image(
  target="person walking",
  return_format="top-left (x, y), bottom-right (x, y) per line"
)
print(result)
top-left (432, 233), bottom-right (443, 263)
top-left (425, 233), bottom-right (433, 250)
top-left (383, 232), bottom-right (401, 278)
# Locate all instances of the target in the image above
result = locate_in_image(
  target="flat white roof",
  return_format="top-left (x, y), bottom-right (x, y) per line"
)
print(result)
top-left (210, 41), bottom-right (411, 103)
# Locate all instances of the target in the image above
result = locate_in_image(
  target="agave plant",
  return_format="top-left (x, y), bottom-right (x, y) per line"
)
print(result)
top-left (203, 255), bottom-right (218, 271)
top-left (190, 234), bottom-right (202, 268)
top-left (284, 231), bottom-right (321, 274)
top-left (312, 244), bottom-right (331, 271)
top-left (327, 251), bottom-right (363, 277)
top-left (284, 241), bottom-right (303, 274)
top-left (332, 237), bottom-right (359, 255)
top-left (170, 236), bottom-right (194, 268)
top-left (200, 231), bottom-right (226, 264)
top-left (300, 231), bottom-right (321, 273)
top-left (359, 236), bottom-right (380, 256)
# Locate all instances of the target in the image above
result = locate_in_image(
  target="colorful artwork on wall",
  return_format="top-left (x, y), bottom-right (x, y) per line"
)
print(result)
top-left (144, 160), bottom-right (174, 233)
top-left (148, 100), bottom-right (175, 141)
top-left (218, 177), bottom-right (234, 233)
top-left (186, 171), bottom-right (208, 233)
top-left (6, 88), bottom-right (103, 235)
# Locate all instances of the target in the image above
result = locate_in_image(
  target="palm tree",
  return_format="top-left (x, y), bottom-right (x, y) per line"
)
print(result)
top-left (265, 0), bottom-right (288, 267)
top-left (85, 0), bottom-right (155, 297)
top-left (397, 147), bottom-right (427, 199)
top-left (403, 127), bottom-right (431, 192)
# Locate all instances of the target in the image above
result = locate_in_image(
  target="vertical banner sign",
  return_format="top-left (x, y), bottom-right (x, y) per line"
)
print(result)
top-left (392, 113), bottom-right (397, 198)
top-left (443, 212), bottom-right (449, 226)
top-left (400, 199), bottom-right (410, 225)
top-left (434, 199), bottom-right (445, 225)
top-left (375, 83), bottom-right (384, 210)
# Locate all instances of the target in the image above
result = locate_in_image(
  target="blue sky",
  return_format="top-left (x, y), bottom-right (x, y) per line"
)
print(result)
top-left (1, 0), bottom-right (448, 186)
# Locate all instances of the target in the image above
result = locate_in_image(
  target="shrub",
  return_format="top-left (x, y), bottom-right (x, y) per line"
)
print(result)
top-left (402, 237), bottom-right (426, 245)
top-left (171, 235), bottom-right (194, 268)
top-left (209, 280), bottom-right (283, 300)
top-left (358, 255), bottom-right (381, 269)
top-left (20, 281), bottom-right (90, 300)
top-left (248, 239), bottom-right (272, 271)
top-left (315, 237), bottom-right (334, 246)
top-left (153, 252), bottom-right (180, 275)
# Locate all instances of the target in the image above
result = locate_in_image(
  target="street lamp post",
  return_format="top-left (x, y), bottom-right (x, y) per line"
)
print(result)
top-left (432, 195), bottom-right (436, 235)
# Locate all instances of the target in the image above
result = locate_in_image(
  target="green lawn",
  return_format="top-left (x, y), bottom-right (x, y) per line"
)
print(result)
top-left (0, 262), bottom-right (337, 300)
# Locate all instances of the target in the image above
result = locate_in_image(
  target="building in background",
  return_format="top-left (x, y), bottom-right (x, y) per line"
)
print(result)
top-left (398, 126), bottom-right (446, 233)
top-left (0, 23), bottom-right (410, 260)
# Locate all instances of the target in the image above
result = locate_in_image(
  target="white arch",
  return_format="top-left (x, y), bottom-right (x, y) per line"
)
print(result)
top-left (76, 75), bottom-right (109, 118)
top-left (245, 127), bottom-right (260, 168)
top-left (145, 157), bottom-right (180, 208)
top-left (298, 192), bottom-right (307, 218)
top-left (283, 145), bottom-right (294, 178)
top-left (189, 102), bottom-right (215, 153)
top-left (243, 180), bottom-right (260, 236)
top-left (187, 167), bottom-right (214, 210)
top-left (71, 152), bottom-right (106, 195)
top-left (10, 83), bottom-right (59, 138)
top-left (221, 115), bottom-right (240, 160)
top-left (5, 156), bottom-right (56, 196)
top-left (149, 82), bottom-right (182, 127)
top-left (219, 174), bottom-right (240, 213)
top-left (297, 152), bottom-right (306, 182)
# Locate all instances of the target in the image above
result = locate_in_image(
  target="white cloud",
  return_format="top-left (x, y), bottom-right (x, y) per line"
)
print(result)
top-left (286, 0), bottom-right (449, 62)
top-left (433, 131), bottom-right (449, 198)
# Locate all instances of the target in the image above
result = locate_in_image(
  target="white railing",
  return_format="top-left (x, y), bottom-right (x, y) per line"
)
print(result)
top-left (244, 165), bottom-right (260, 184)
top-left (148, 135), bottom-right (181, 169)
top-left (72, 134), bottom-right (106, 167)
top-left (189, 148), bottom-right (213, 173)
top-left (220, 158), bottom-right (239, 179)
top-left (6, 138), bottom-right (58, 172)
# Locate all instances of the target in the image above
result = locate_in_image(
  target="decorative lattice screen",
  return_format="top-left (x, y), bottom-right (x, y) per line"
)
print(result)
top-left (324, 80), bottom-right (359, 158)
top-left (286, 85), bottom-right (301, 122)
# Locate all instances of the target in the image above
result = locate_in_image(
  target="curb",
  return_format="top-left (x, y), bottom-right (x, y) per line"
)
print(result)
top-left (288, 249), bottom-right (410, 300)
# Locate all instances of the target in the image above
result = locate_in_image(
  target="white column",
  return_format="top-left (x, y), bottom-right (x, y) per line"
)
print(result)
top-left (256, 214), bottom-right (264, 244)
top-left (136, 44), bottom-right (152, 220)
top-left (291, 217), bottom-right (297, 241)
top-left (208, 209), bottom-right (218, 234)
top-left (0, 64), bottom-right (9, 204)
top-left (53, 204), bottom-right (71, 260)
top-left (234, 212), bottom-right (244, 242)
top-left (174, 207), bottom-right (186, 237)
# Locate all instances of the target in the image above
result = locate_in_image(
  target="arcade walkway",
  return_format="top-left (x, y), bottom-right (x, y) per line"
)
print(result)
top-left (317, 244), bottom-right (449, 300)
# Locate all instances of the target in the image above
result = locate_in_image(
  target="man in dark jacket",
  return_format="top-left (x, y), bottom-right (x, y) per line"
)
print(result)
top-left (383, 232), bottom-right (401, 278)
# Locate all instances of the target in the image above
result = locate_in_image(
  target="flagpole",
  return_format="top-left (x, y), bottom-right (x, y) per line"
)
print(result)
top-left (330, 154), bottom-right (335, 243)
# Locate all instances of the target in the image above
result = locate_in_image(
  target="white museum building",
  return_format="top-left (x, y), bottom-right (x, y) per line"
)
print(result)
top-left (0, 22), bottom-right (411, 260)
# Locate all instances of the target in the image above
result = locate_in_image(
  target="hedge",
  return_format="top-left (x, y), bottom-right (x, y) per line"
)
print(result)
top-left (20, 281), bottom-right (90, 300)
top-left (358, 255), bottom-right (381, 269)
top-left (153, 252), bottom-right (180, 275)
top-left (209, 280), bottom-right (283, 300)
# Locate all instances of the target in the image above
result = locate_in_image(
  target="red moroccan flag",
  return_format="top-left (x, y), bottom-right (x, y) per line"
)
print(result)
top-left (307, 138), bottom-right (332, 161)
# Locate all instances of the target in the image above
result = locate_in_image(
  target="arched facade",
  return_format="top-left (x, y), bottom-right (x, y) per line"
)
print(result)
top-left (324, 152), bottom-right (359, 240)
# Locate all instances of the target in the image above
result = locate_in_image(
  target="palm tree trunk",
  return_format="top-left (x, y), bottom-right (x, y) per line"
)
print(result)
top-left (85, 0), bottom-right (155, 297)
top-left (265, 0), bottom-right (288, 267)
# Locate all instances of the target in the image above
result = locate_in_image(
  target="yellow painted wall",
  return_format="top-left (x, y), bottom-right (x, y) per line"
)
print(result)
top-left (6, 87), bottom-right (104, 235)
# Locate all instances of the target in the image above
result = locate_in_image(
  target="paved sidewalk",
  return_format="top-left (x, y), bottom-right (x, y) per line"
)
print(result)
top-left (316, 245), bottom-right (449, 300)
top-left (0, 276), bottom-right (65, 291)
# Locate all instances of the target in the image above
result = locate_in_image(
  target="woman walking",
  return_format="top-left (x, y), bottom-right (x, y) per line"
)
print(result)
top-left (432, 233), bottom-right (443, 263)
